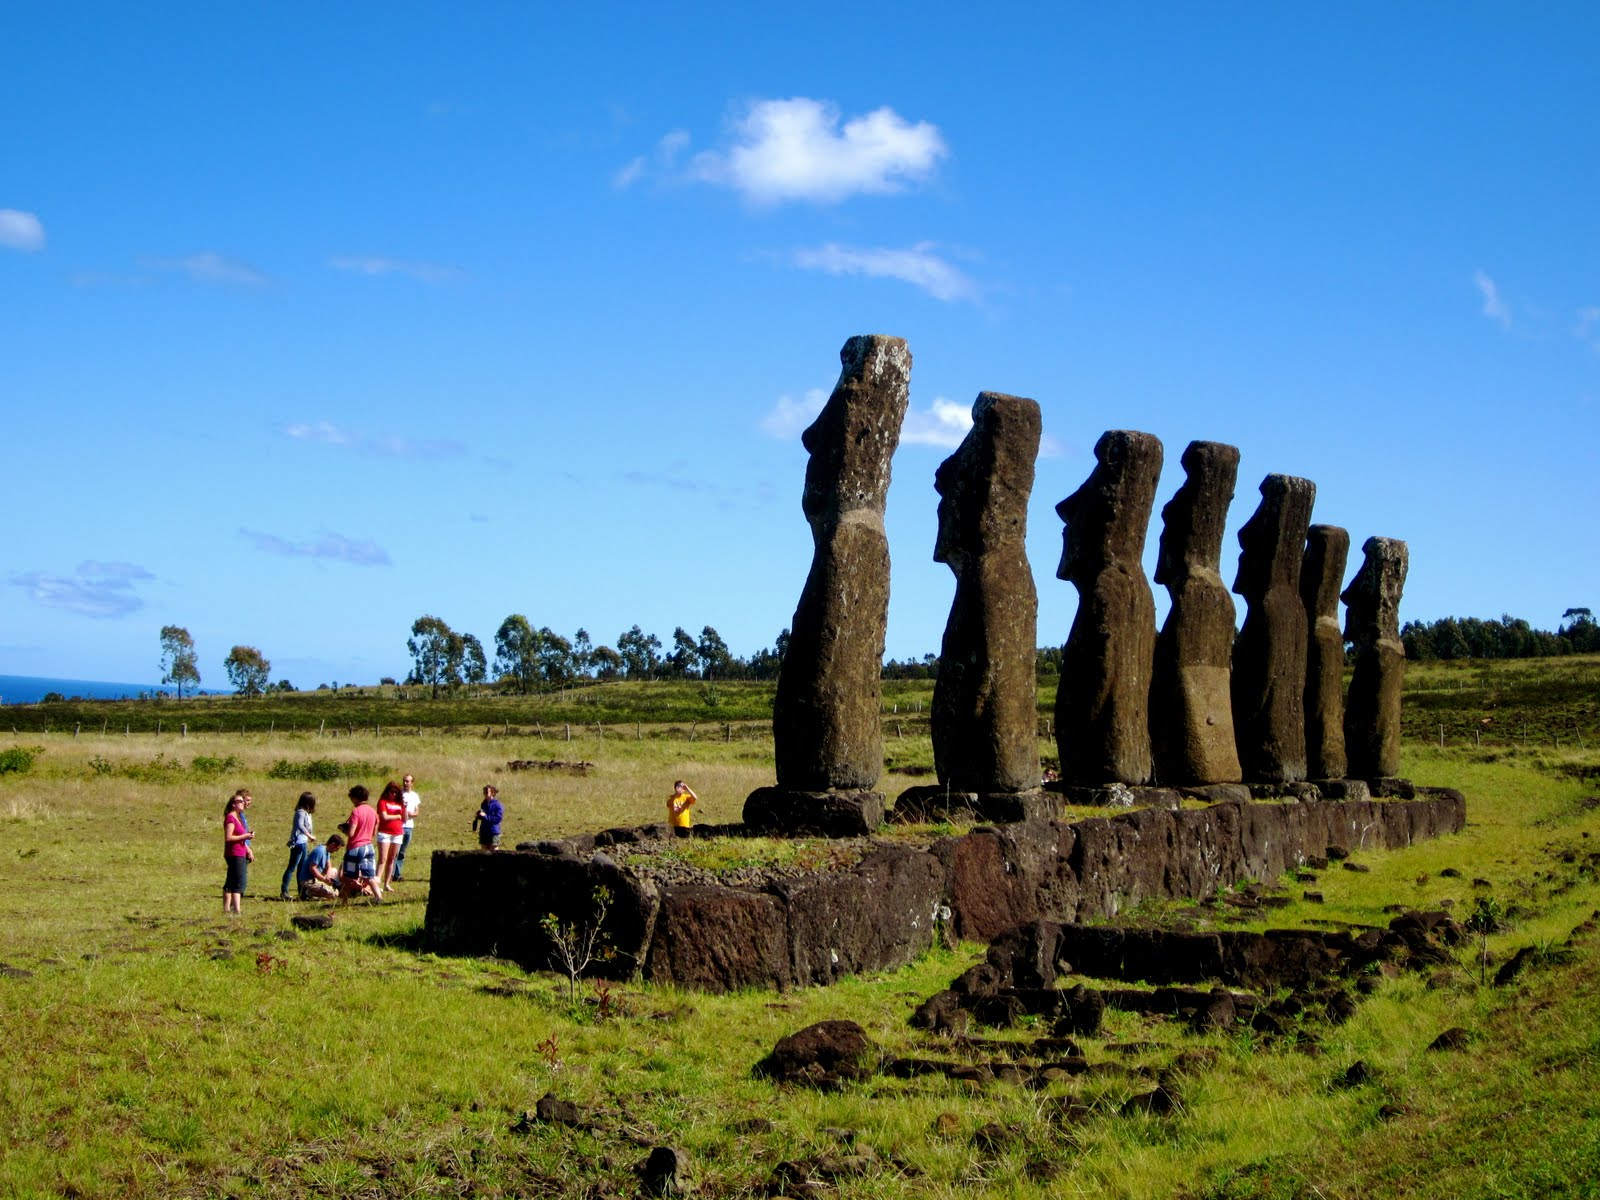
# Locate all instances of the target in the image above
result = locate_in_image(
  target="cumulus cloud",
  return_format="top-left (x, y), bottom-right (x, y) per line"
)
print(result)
top-left (0, 209), bottom-right (45, 252)
top-left (901, 396), bottom-right (974, 449)
top-left (329, 255), bottom-right (462, 283)
top-left (793, 242), bottom-right (976, 301)
top-left (1475, 270), bottom-right (1511, 328)
top-left (241, 529), bottom-right (392, 566)
top-left (10, 560), bottom-right (154, 618)
top-left (282, 421), bottom-right (466, 458)
top-left (760, 387), bottom-right (828, 438)
top-left (146, 252), bottom-right (270, 287)
top-left (690, 98), bottom-right (947, 204)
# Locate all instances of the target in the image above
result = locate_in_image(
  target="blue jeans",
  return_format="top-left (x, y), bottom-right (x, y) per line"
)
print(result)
top-left (393, 829), bottom-right (413, 880)
top-left (281, 842), bottom-right (307, 898)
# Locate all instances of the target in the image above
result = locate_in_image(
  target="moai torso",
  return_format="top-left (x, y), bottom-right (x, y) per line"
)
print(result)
top-left (1302, 524), bottom-right (1351, 780)
top-left (1343, 536), bottom-right (1408, 779)
top-left (1054, 430), bottom-right (1163, 786)
top-left (1150, 440), bottom-right (1242, 785)
top-left (1231, 474), bottom-right (1316, 784)
top-left (931, 392), bottom-right (1041, 794)
top-left (772, 335), bottom-right (910, 791)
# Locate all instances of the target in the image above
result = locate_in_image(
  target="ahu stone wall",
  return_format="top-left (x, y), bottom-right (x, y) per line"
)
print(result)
top-left (424, 789), bottom-right (1465, 993)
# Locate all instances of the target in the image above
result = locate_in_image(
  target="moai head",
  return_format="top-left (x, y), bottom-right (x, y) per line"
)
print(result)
top-left (1056, 430), bottom-right (1164, 585)
top-left (1302, 525), bottom-right (1352, 617)
top-left (1154, 440), bottom-right (1240, 587)
top-left (1341, 536), bottom-right (1409, 643)
top-left (935, 392), bottom-right (1041, 574)
top-left (800, 335), bottom-right (911, 529)
top-left (1233, 474), bottom-right (1317, 600)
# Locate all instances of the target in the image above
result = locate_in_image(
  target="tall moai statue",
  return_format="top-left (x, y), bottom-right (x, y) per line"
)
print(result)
top-left (1150, 440), bottom-right (1243, 786)
top-left (898, 392), bottom-right (1048, 823)
top-left (746, 334), bottom-right (910, 836)
top-left (1230, 474), bottom-right (1316, 784)
top-left (1054, 430), bottom-right (1163, 788)
top-left (1302, 524), bottom-right (1351, 781)
top-left (1343, 536), bottom-right (1409, 780)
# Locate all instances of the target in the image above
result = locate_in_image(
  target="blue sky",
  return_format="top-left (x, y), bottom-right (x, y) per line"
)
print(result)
top-left (3, 2), bottom-right (1597, 689)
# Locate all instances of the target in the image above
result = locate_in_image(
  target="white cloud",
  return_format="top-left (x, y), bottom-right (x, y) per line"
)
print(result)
top-left (282, 421), bottom-right (465, 458)
top-left (10, 561), bottom-right (154, 618)
top-left (1475, 270), bottom-right (1511, 328)
top-left (241, 529), bottom-right (392, 566)
top-left (690, 98), bottom-right (947, 204)
top-left (760, 388), bottom-right (828, 438)
top-left (1039, 433), bottom-right (1068, 459)
top-left (613, 129), bottom-right (693, 191)
top-left (146, 252), bottom-right (270, 287)
top-left (329, 255), bottom-right (462, 283)
top-left (901, 396), bottom-right (975, 449)
top-left (793, 241), bottom-right (975, 302)
top-left (0, 209), bottom-right (45, 252)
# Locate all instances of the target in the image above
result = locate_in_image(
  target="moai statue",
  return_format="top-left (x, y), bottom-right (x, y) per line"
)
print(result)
top-left (1343, 536), bottom-right (1409, 780)
top-left (1053, 430), bottom-right (1163, 788)
top-left (746, 334), bottom-right (910, 836)
top-left (898, 392), bottom-right (1048, 823)
top-left (1150, 440), bottom-right (1243, 787)
top-left (1302, 524), bottom-right (1351, 781)
top-left (1230, 474), bottom-right (1316, 784)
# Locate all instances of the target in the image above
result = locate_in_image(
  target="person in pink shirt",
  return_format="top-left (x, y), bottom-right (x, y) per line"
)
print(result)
top-left (222, 790), bottom-right (254, 914)
top-left (374, 781), bottom-right (406, 894)
top-left (339, 785), bottom-right (382, 904)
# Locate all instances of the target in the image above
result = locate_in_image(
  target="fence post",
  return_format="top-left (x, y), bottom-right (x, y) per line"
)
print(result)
top-left (1438, 724), bottom-right (1443, 749)
top-left (318, 719), bottom-right (325, 737)
top-left (690, 720), bottom-right (697, 743)
top-left (636, 722), bottom-right (642, 741)
top-left (73, 723), bottom-right (80, 737)
top-left (564, 724), bottom-right (571, 741)
top-left (724, 723), bottom-right (731, 743)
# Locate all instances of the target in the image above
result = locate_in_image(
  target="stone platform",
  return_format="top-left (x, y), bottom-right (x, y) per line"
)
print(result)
top-left (422, 786), bottom-right (1466, 994)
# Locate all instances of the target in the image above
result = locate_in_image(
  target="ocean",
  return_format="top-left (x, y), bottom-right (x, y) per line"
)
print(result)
top-left (0, 674), bottom-right (187, 705)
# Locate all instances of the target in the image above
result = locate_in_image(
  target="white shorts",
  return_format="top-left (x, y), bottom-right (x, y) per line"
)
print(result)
top-left (375, 831), bottom-right (404, 846)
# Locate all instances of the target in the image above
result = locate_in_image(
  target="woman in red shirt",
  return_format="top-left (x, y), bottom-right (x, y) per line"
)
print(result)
top-left (374, 781), bottom-right (407, 894)
top-left (222, 791), bottom-right (253, 914)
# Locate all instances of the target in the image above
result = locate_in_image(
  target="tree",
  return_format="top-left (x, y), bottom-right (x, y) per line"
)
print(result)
top-left (572, 628), bottom-right (594, 678)
top-left (461, 633), bottom-right (488, 688)
top-left (590, 645), bottom-right (624, 680)
top-left (408, 615), bottom-right (461, 699)
top-left (223, 645), bottom-right (271, 696)
top-left (494, 614), bottom-right (542, 695)
top-left (617, 625), bottom-right (662, 679)
top-left (537, 627), bottom-right (575, 687)
top-left (667, 626), bottom-right (698, 678)
top-left (697, 625), bottom-right (733, 680)
top-left (159, 625), bottom-right (200, 698)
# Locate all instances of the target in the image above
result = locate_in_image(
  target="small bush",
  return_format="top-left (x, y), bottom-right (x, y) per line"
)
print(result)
top-left (190, 754), bottom-right (241, 776)
top-left (266, 757), bottom-right (390, 782)
top-left (0, 747), bottom-right (39, 774)
top-left (122, 753), bottom-right (186, 783)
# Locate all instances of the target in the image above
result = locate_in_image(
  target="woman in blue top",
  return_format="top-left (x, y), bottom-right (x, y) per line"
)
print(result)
top-left (281, 792), bottom-right (316, 901)
top-left (472, 784), bottom-right (503, 850)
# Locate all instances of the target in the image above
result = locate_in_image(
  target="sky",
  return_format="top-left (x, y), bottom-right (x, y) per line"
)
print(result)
top-left (3, 2), bottom-right (1598, 689)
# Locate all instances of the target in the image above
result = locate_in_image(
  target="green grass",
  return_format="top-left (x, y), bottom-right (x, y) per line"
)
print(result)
top-left (1, 659), bottom-right (1599, 1197)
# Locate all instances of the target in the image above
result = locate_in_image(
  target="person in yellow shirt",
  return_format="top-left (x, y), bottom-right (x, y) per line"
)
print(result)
top-left (667, 780), bottom-right (698, 831)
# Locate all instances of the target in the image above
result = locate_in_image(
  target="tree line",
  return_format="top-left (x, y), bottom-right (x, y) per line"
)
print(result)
top-left (1400, 608), bottom-right (1600, 661)
top-left (158, 626), bottom-right (291, 698)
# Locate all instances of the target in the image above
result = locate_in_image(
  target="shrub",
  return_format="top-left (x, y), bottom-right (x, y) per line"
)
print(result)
top-left (266, 758), bottom-right (390, 782)
top-left (190, 754), bottom-right (241, 777)
top-left (0, 747), bottom-right (39, 774)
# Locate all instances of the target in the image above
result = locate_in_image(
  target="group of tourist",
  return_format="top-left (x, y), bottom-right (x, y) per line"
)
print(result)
top-left (222, 774), bottom-right (702, 911)
top-left (220, 772), bottom-right (423, 912)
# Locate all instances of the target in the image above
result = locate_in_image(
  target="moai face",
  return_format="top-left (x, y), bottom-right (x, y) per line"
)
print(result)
top-left (1057, 431), bottom-right (1161, 584)
top-left (1153, 486), bottom-right (1191, 588)
top-left (933, 449), bottom-right (965, 569)
top-left (1341, 537), bottom-right (1408, 642)
top-left (799, 406), bottom-right (840, 528)
top-left (1055, 477), bottom-right (1105, 585)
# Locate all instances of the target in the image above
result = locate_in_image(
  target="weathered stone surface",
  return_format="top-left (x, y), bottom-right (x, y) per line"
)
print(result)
top-left (743, 787), bottom-right (883, 837)
top-left (927, 392), bottom-right (1041, 796)
top-left (768, 335), bottom-right (910, 799)
top-left (1054, 430), bottom-right (1164, 786)
top-left (1302, 524), bottom-right (1351, 780)
top-left (643, 884), bottom-right (789, 990)
top-left (1344, 536), bottom-right (1409, 779)
top-left (639, 1146), bottom-right (691, 1196)
top-left (754, 1020), bottom-right (878, 1089)
top-left (893, 785), bottom-right (1056, 826)
top-left (1151, 440), bottom-right (1242, 786)
top-left (1231, 474), bottom-right (1317, 783)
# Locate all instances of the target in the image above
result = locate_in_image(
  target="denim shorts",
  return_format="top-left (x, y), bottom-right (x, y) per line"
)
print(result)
top-left (224, 855), bottom-right (249, 894)
top-left (341, 844), bottom-right (377, 879)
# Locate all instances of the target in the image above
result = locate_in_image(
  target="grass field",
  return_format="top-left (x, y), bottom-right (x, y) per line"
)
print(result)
top-left (2, 662), bottom-right (1599, 1198)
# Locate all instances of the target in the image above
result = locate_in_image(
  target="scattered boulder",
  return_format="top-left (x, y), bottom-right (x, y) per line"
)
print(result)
top-left (290, 913), bottom-right (334, 931)
top-left (754, 1020), bottom-right (878, 1090)
top-left (1427, 1027), bottom-right (1471, 1052)
top-left (638, 1146), bottom-right (690, 1197)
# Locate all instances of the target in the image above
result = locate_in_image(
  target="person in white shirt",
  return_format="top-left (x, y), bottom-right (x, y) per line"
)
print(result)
top-left (393, 772), bottom-right (422, 882)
